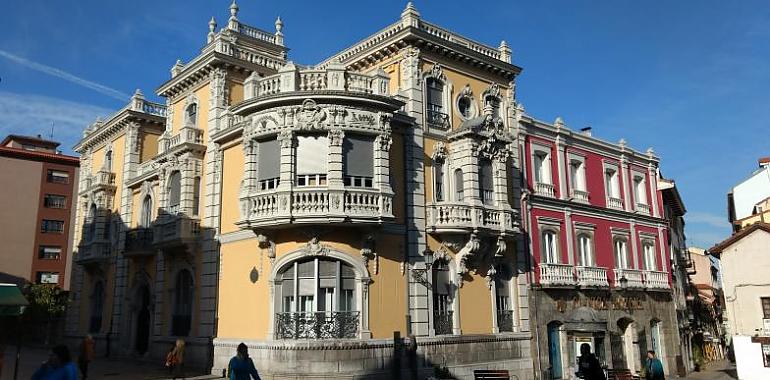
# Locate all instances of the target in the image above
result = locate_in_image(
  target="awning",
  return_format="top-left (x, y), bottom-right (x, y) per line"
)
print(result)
top-left (0, 283), bottom-right (29, 316)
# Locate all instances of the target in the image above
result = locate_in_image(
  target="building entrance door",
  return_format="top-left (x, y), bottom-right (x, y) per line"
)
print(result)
top-left (548, 323), bottom-right (563, 379)
top-left (135, 286), bottom-right (151, 355)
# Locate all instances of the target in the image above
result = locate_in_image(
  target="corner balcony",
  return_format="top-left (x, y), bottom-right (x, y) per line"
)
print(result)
top-left (239, 187), bottom-right (393, 229)
top-left (538, 263), bottom-right (575, 287)
top-left (534, 182), bottom-right (555, 197)
top-left (124, 228), bottom-right (155, 257)
top-left (644, 270), bottom-right (670, 290)
top-left (158, 126), bottom-right (205, 156)
top-left (426, 202), bottom-right (516, 235)
top-left (81, 169), bottom-right (116, 195)
top-left (76, 240), bottom-right (111, 265)
top-left (153, 217), bottom-right (201, 249)
top-left (575, 266), bottom-right (609, 287)
top-left (612, 268), bottom-right (645, 289)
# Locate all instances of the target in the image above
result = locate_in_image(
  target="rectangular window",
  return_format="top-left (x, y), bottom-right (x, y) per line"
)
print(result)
top-left (36, 272), bottom-right (60, 284)
top-left (43, 194), bottom-right (67, 209)
top-left (614, 239), bottom-right (629, 269)
top-left (258, 139), bottom-right (280, 189)
top-left (479, 161), bottom-right (494, 205)
top-left (47, 170), bottom-right (69, 184)
top-left (343, 135), bottom-right (374, 187)
top-left (296, 135), bottom-right (329, 183)
top-left (496, 295), bottom-right (511, 312)
top-left (634, 175), bottom-right (647, 204)
top-left (296, 174), bottom-right (327, 187)
top-left (38, 246), bottom-right (62, 260)
top-left (340, 289), bottom-right (355, 312)
top-left (605, 168), bottom-right (620, 198)
top-left (762, 297), bottom-right (770, 319)
top-left (41, 219), bottom-right (64, 233)
top-left (570, 160), bottom-right (586, 192)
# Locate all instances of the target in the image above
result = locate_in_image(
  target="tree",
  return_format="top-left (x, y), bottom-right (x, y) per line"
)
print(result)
top-left (23, 284), bottom-right (69, 345)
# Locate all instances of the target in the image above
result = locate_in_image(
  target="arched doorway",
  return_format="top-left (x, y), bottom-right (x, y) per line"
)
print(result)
top-left (617, 318), bottom-right (643, 374)
top-left (134, 286), bottom-right (151, 355)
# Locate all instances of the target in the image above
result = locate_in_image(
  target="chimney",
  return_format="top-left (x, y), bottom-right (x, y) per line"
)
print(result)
top-left (580, 127), bottom-right (592, 137)
top-left (759, 157), bottom-right (770, 168)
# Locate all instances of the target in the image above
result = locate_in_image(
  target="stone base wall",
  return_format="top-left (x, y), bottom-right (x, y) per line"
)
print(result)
top-left (213, 333), bottom-right (533, 380)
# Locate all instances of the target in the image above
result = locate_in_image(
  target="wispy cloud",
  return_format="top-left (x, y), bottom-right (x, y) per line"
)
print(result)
top-left (0, 50), bottom-right (130, 101)
top-left (687, 230), bottom-right (727, 250)
top-left (686, 211), bottom-right (730, 228)
top-left (0, 91), bottom-right (112, 153)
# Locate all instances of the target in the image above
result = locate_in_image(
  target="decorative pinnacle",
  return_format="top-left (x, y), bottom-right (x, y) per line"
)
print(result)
top-left (209, 17), bottom-right (217, 32)
top-left (275, 16), bottom-right (283, 34)
top-left (499, 40), bottom-right (509, 49)
top-left (229, 0), bottom-right (239, 18)
top-left (554, 116), bottom-right (565, 127)
top-left (619, 138), bottom-right (627, 147)
top-left (401, 2), bottom-right (420, 18)
top-left (133, 88), bottom-right (143, 97)
top-left (647, 147), bottom-right (656, 156)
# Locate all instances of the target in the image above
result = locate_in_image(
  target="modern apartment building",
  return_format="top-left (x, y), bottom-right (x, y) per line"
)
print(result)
top-left (521, 120), bottom-right (681, 378)
top-left (65, 3), bottom-right (532, 378)
top-left (0, 134), bottom-right (79, 289)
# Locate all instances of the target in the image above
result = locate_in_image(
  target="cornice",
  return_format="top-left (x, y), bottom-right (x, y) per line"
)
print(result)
top-left (530, 195), bottom-right (666, 227)
top-left (230, 91), bottom-right (405, 116)
top-left (75, 110), bottom-right (164, 153)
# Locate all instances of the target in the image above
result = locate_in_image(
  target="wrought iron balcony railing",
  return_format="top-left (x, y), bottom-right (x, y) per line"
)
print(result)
top-left (426, 110), bottom-right (450, 129)
top-left (434, 311), bottom-right (454, 335)
top-left (274, 311), bottom-right (359, 340)
top-left (497, 310), bottom-right (514, 332)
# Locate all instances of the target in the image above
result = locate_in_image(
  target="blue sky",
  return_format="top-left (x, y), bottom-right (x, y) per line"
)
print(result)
top-left (1, 0), bottom-right (768, 248)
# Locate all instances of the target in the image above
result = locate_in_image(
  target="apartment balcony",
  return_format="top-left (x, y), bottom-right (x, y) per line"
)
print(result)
top-left (124, 228), bottom-right (155, 257)
top-left (426, 110), bottom-right (450, 130)
top-left (239, 187), bottom-right (393, 229)
top-left (153, 217), bottom-right (201, 249)
top-left (76, 240), bottom-right (111, 265)
top-left (635, 202), bottom-right (651, 214)
top-left (81, 169), bottom-right (116, 195)
top-left (644, 270), bottom-right (670, 290)
top-left (426, 202), bottom-right (516, 235)
top-left (539, 263), bottom-right (576, 287)
top-left (534, 182), bottom-right (555, 197)
top-left (570, 189), bottom-right (590, 203)
top-left (612, 268), bottom-right (645, 289)
top-left (606, 196), bottom-right (624, 210)
top-left (575, 266), bottom-right (609, 287)
top-left (158, 126), bottom-right (205, 156)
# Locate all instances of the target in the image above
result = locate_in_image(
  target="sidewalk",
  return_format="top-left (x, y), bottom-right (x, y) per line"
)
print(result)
top-left (1, 346), bottom-right (218, 380)
top-left (682, 360), bottom-right (737, 380)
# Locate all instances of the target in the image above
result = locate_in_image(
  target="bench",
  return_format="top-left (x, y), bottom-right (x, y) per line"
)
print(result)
top-left (606, 368), bottom-right (639, 380)
top-left (474, 369), bottom-right (510, 380)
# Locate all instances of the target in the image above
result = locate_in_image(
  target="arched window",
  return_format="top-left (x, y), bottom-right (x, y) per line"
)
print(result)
top-left (274, 257), bottom-right (359, 339)
top-left (167, 171), bottom-right (181, 215)
top-left (542, 230), bottom-right (559, 264)
top-left (87, 204), bottom-right (97, 241)
top-left (89, 281), bottom-right (104, 333)
top-left (141, 195), bottom-right (153, 227)
top-left (104, 149), bottom-right (112, 171)
top-left (432, 259), bottom-right (454, 335)
top-left (454, 169), bottom-right (464, 201)
top-left (192, 177), bottom-right (201, 216)
top-left (478, 160), bottom-right (494, 205)
top-left (577, 233), bottom-right (593, 267)
top-left (614, 237), bottom-right (630, 269)
top-left (643, 242), bottom-right (656, 270)
top-left (425, 78), bottom-right (447, 128)
top-left (172, 269), bottom-right (193, 336)
top-left (495, 264), bottom-right (514, 332)
top-left (434, 160), bottom-right (444, 202)
top-left (185, 103), bottom-right (198, 127)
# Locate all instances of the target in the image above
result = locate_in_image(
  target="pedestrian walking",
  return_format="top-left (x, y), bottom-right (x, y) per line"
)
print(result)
top-left (227, 343), bottom-right (261, 380)
top-left (78, 334), bottom-right (95, 379)
top-left (165, 339), bottom-right (185, 379)
top-left (32, 344), bottom-right (78, 380)
top-left (644, 350), bottom-right (665, 380)
top-left (576, 343), bottom-right (606, 380)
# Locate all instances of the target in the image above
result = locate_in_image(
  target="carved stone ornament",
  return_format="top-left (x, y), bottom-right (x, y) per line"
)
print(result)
top-left (327, 129), bottom-right (344, 147)
top-left (484, 83), bottom-right (501, 99)
top-left (431, 141), bottom-right (448, 162)
top-left (277, 129), bottom-right (293, 148)
top-left (295, 99), bottom-right (327, 130)
top-left (376, 133), bottom-right (392, 152)
top-left (426, 62), bottom-right (446, 82)
top-left (302, 236), bottom-right (329, 256)
top-left (485, 266), bottom-right (497, 289)
top-left (455, 234), bottom-right (481, 282)
top-left (459, 84), bottom-right (473, 98)
top-left (360, 235), bottom-right (378, 274)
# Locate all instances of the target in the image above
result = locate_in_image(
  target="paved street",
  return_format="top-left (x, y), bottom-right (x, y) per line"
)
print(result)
top-left (1, 346), bottom-right (217, 380)
top-left (681, 360), bottom-right (737, 380)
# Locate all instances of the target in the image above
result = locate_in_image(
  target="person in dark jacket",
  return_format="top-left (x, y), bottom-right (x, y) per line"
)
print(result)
top-left (645, 350), bottom-right (665, 380)
top-left (228, 343), bottom-right (261, 380)
top-left (576, 343), bottom-right (606, 380)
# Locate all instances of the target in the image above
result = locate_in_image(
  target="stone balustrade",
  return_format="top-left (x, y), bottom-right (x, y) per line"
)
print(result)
top-left (612, 268), bottom-right (645, 288)
top-left (418, 20), bottom-right (502, 61)
top-left (607, 196), bottom-right (624, 210)
top-left (76, 240), bottom-right (111, 265)
top-left (124, 228), bottom-right (155, 257)
top-left (238, 24), bottom-right (278, 45)
top-left (636, 202), bottom-right (651, 214)
top-left (571, 189), bottom-right (589, 203)
top-left (575, 266), bottom-right (609, 287)
top-left (240, 187), bottom-right (393, 228)
top-left (81, 169), bottom-right (116, 195)
top-left (539, 263), bottom-right (575, 286)
top-left (244, 65), bottom-right (390, 100)
top-left (159, 126), bottom-right (205, 155)
top-left (644, 270), bottom-right (669, 290)
top-left (426, 202), bottom-right (516, 234)
top-left (534, 182), bottom-right (555, 197)
top-left (153, 217), bottom-right (201, 248)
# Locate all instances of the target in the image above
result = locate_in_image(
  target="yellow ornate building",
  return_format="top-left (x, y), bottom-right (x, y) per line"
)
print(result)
top-left (66, 3), bottom-right (532, 378)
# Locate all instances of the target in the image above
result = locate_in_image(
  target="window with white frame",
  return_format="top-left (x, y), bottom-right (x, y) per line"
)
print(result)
top-left (643, 241), bottom-right (656, 270)
top-left (495, 264), bottom-right (514, 332)
top-left (425, 78), bottom-right (448, 128)
top-left (185, 103), bottom-right (198, 127)
top-left (39, 246), bottom-right (61, 260)
top-left (634, 174), bottom-right (647, 205)
top-left (343, 135), bottom-right (374, 188)
top-left (258, 138), bottom-right (280, 190)
top-left (533, 149), bottom-right (551, 185)
top-left (569, 159), bottom-right (587, 192)
top-left (605, 167), bottom-right (621, 199)
top-left (577, 233), bottom-right (594, 267)
top-left (542, 230), bottom-right (559, 264)
top-left (478, 159), bottom-right (494, 205)
top-left (454, 169), bottom-right (464, 201)
top-left (37, 271), bottom-right (60, 284)
top-left (296, 134), bottom-right (329, 187)
top-left (432, 258), bottom-right (454, 335)
top-left (434, 160), bottom-right (444, 202)
top-left (614, 237), bottom-right (630, 269)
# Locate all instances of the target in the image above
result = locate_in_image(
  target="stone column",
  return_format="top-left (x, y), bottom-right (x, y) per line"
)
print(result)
top-left (327, 129), bottom-right (344, 189)
top-left (565, 209), bottom-right (574, 265)
top-left (629, 221), bottom-right (639, 269)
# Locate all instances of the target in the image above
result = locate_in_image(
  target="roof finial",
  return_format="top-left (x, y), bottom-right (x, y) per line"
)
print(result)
top-left (498, 40), bottom-right (512, 63)
top-left (208, 17), bottom-right (217, 43)
top-left (619, 138), bottom-right (627, 148)
top-left (274, 16), bottom-right (284, 46)
top-left (554, 116), bottom-right (565, 129)
top-left (228, 0), bottom-right (239, 30)
top-left (401, 2), bottom-right (420, 27)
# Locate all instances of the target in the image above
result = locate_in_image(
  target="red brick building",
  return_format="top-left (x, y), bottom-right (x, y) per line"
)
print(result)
top-left (0, 134), bottom-right (79, 289)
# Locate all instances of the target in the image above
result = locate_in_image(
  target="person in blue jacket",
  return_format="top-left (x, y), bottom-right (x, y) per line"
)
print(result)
top-left (228, 343), bottom-right (261, 380)
top-left (32, 344), bottom-right (78, 380)
top-left (644, 350), bottom-right (665, 380)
